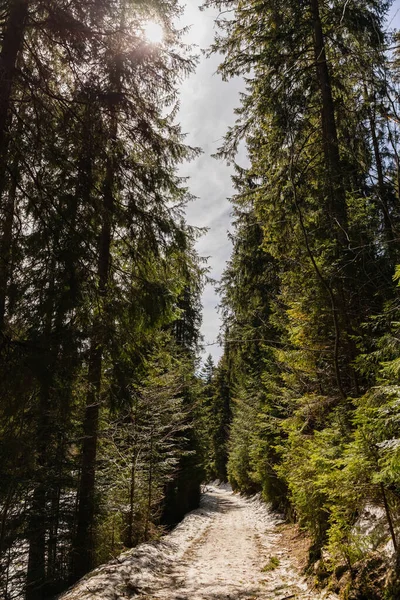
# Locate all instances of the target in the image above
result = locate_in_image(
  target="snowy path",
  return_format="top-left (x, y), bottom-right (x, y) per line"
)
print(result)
top-left (60, 485), bottom-right (337, 600)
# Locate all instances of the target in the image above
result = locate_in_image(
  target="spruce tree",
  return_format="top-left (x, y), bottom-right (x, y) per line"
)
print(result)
top-left (0, 0), bottom-right (205, 596)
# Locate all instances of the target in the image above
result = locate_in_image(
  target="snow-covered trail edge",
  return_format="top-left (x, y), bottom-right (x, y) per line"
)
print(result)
top-left (59, 484), bottom-right (338, 600)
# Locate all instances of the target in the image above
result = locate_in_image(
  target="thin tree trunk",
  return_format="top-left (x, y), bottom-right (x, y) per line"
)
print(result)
top-left (26, 386), bottom-right (53, 599)
top-left (0, 150), bottom-right (20, 330)
top-left (47, 484), bottom-right (61, 582)
top-left (5, 547), bottom-right (11, 597)
top-left (310, 0), bottom-right (348, 241)
top-left (381, 483), bottom-right (397, 552)
top-left (128, 453), bottom-right (137, 547)
top-left (25, 486), bottom-right (47, 600)
top-left (145, 427), bottom-right (154, 541)
top-left (72, 1), bottom-right (125, 577)
top-left (72, 110), bottom-right (117, 582)
top-left (128, 398), bottom-right (139, 547)
top-left (386, 124), bottom-right (400, 206)
top-left (367, 104), bottom-right (396, 254)
top-left (0, 0), bottom-right (28, 217)
top-left (0, 488), bottom-right (14, 555)
top-left (26, 286), bottom-right (55, 600)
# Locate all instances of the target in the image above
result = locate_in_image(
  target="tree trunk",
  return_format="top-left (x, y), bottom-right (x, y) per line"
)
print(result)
top-left (25, 486), bottom-right (47, 600)
top-left (26, 287), bottom-right (55, 600)
top-left (145, 426), bottom-right (154, 541)
top-left (0, 0), bottom-right (28, 216)
top-left (47, 484), bottom-right (61, 583)
top-left (72, 340), bottom-right (103, 578)
top-left (310, 0), bottom-right (348, 241)
top-left (26, 379), bottom-right (53, 600)
top-left (367, 103), bottom-right (396, 256)
top-left (72, 117), bottom-right (116, 581)
top-left (128, 456), bottom-right (136, 547)
top-left (381, 483), bottom-right (397, 552)
top-left (72, 0), bottom-right (125, 577)
top-left (0, 488), bottom-right (14, 555)
top-left (0, 150), bottom-right (20, 330)
top-left (0, 0), bottom-right (28, 332)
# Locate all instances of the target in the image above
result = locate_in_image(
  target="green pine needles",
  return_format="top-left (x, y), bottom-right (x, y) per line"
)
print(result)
top-left (203, 0), bottom-right (400, 596)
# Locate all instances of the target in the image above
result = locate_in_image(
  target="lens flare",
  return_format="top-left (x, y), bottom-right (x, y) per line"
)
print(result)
top-left (143, 21), bottom-right (164, 45)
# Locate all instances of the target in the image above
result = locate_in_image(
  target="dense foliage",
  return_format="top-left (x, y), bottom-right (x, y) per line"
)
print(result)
top-left (4, 0), bottom-right (400, 599)
top-left (204, 0), bottom-right (400, 596)
top-left (0, 1), bottom-right (208, 598)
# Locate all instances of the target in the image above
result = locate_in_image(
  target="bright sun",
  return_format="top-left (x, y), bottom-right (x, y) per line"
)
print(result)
top-left (143, 21), bottom-right (164, 45)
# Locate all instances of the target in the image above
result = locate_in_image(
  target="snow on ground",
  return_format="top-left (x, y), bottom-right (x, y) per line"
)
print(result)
top-left (59, 484), bottom-right (338, 600)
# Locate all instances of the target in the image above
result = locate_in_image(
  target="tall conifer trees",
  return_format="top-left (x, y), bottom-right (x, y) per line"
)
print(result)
top-left (0, 1), bottom-right (205, 597)
top-left (206, 0), bottom-right (400, 589)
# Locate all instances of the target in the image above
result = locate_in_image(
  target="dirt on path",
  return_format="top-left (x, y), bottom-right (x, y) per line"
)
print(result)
top-left (60, 484), bottom-right (337, 600)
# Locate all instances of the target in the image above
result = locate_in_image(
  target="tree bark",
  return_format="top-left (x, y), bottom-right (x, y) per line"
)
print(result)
top-left (72, 115), bottom-right (116, 581)
top-left (367, 104), bottom-right (396, 256)
top-left (25, 486), bottom-right (47, 600)
top-left (0, 0), bottom-right (28, 216)
top-left (0, 0), bottom-right (29, 332)
top-left (381, 483), bottom-right (397, 552)
top-left (0, 150), bottom-right (20, 330)
top-left (26, 276), bottom-right (55, 600)
top-left (310, 0), bottom-right (348, 242)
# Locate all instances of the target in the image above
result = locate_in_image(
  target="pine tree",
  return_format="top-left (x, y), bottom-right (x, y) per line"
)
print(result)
top-left (0, 0), bottom-right (205, 596)
top-left (207, 0), bottom-right (395, 399)
top-left (206, 0), bottom-right (400, 569)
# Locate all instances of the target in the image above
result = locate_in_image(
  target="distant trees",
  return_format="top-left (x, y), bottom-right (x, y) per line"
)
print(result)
top-left (0, 1), bottom-right (206, 598)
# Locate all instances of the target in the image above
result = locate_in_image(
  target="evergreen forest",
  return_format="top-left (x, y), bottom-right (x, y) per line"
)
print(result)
top-left (2, 0), bottom-right (400, 599)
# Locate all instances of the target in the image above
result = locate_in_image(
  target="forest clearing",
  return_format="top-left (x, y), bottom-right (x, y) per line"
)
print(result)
top-left (59, 484), bottom-right (337, 600)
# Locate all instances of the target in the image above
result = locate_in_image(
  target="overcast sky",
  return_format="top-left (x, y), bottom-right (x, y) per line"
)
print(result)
top-left (178, 0), bottom-right (245, 364)
top-left (178, 0), bottom-right (400, 365)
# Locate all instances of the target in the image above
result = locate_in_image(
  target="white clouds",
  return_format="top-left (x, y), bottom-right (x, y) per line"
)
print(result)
top-left (177, 1), bottom-right (245, 363)
top-left (176, 1), bottom-right (400, 363)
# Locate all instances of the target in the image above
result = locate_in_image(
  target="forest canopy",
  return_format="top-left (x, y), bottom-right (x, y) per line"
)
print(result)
top-left (203, 0), bottom-right (400, 596)
top-left (3, 0), bottom-right (400, 599)
top-left (0, 1), bottom-right (208, 597)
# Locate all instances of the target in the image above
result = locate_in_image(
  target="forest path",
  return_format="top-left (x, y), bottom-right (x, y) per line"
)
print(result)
top-left (152, 485), bottom-right (335, 600)
top-left (60, 485), bottom-right (337, 600)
